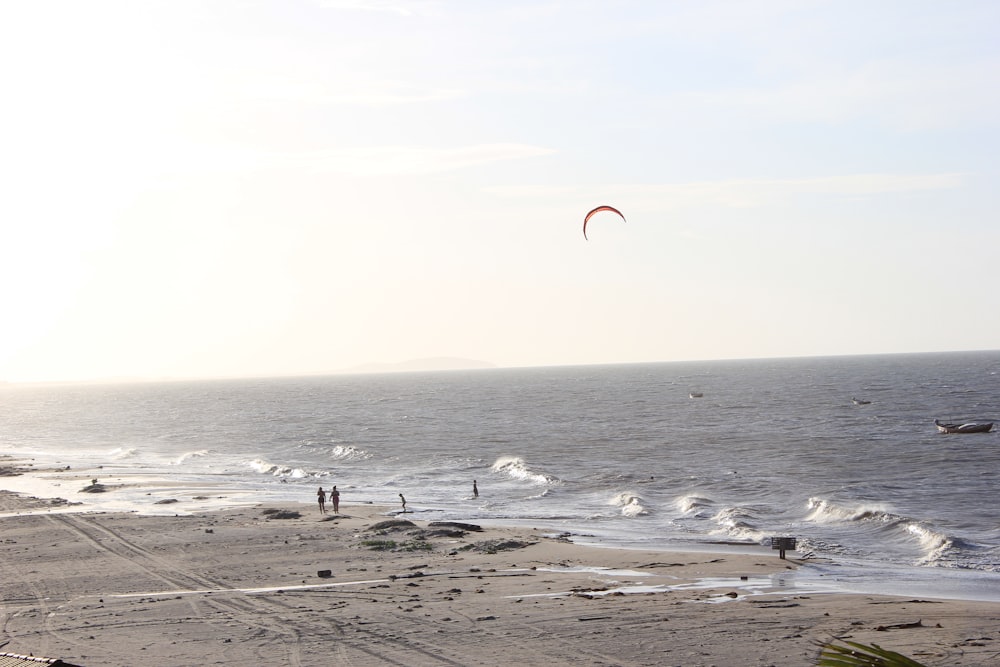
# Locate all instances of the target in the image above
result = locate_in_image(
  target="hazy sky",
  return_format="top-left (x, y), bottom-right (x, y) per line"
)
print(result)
top-left (2, 0), bottom-right (998, 382)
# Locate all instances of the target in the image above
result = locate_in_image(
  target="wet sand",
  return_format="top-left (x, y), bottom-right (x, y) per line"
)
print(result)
top-left (1, 490), bottom-right (998, 666)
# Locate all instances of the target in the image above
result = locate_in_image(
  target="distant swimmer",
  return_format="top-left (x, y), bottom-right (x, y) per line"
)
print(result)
top-left (473, 480), bottom-right (479, 499)
top-left (399, 493), bottom-right (407, 512)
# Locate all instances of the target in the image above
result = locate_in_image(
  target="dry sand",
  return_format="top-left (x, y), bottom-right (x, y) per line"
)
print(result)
top-left (1, 490), bottom-right (998, 666)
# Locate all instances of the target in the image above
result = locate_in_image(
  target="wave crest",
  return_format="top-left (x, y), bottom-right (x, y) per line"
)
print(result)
top-left (247, 458), bottom-right (314, 479)
top-left (711, 506), bottom-right (765, 542)
top-left (172, 450), bottom-right (209, 465)
top-left (610, 492), bottom-right (647, 517)
top-left (108, 447), bottom-right (137, 460)
top-left (907, 522), bottom-right (955, 565)
top-left (806, 497), bottom-right (897, 524)
top-left (677, 495), bottom-right (714, 515)
top-left (807, 497), bottom-right (968, 567)
top-left (330, 445), bottom-right (370, 461)
top-left (491, 456), bottom-right (557, 484)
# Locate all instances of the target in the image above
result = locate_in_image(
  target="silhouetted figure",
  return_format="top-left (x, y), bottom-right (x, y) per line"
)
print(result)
top-left (473, 480), bottom-right (479, 498)
top-left (399, 493), bottom-right (407, 512)
top-left (317, 487), bottom-right (327, 514)
top-left (330, 485), bottom-right (340, 513)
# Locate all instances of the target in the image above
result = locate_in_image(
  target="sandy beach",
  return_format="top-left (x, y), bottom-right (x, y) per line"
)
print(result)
top-left (0, 489), bottom-right (997, 666)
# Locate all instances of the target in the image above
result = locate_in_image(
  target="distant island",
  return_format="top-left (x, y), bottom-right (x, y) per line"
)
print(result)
top-left (339, 357), bottom-right (497, 374)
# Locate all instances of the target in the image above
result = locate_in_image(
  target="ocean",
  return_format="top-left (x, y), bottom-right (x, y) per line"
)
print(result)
top-left (2, 351), bottom-right (999, 601)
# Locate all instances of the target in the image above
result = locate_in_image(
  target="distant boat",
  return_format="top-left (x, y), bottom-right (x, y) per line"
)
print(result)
top-left (935, 419), bottom-right (994, 434)
top-left (689, 392), bottom-right (704, 398)
top-left (851, 397), bottom-right (871, 405)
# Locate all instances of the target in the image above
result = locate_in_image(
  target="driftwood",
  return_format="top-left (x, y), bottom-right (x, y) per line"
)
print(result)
top-left (261, 509), bottom-right (302, 520)
top-left (368, 519), bottom-right (417, 532)
top-left (428, 521), bottom-right (484, 532)
top-left (875, 620), bottom-right (924, 631)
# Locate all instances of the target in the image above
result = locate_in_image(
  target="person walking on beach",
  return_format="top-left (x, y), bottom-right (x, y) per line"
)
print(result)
top-left (330, 485), bottom-right (340, 513)
top-left (399, 493), bottom-right (407, 512)
top-left (317, 487), bottom-right (327, 514)
top-left (473, 480), bottom-right (478, 499)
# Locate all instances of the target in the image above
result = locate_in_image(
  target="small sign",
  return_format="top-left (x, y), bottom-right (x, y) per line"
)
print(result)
top-left (770, 537), bottom-right (796, 550)
top-left (770, 537), bottom-right (796, 559)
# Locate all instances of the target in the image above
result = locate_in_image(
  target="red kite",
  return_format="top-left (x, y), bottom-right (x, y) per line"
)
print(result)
top-left (583, 205), bottom-right (626, 240)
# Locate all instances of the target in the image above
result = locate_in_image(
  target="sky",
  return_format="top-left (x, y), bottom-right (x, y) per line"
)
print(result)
top-left (2, 0), bottom-right (999, 383)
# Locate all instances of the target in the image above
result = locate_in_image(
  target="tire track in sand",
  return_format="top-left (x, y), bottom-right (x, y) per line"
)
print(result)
top-left (44, 514), bottom-right (471, 666)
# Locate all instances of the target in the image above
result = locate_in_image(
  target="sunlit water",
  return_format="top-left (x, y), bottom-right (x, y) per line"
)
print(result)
top-left (2, 351), bottom-right (999, 600)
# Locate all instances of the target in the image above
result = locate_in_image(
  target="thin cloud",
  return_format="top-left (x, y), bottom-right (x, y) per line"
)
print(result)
top-left (241, 78), bottom-right (465, 107)
top-left (671, 60), bottom-right (1000, 131)
top-left (106, 141), bottom-right (554, 181)
top-left (488, 173), bottom-right (964, 207)
top-left (313, 0), bottom-right (438, 17)
top-left (300, 143), bottom-right (556, 175)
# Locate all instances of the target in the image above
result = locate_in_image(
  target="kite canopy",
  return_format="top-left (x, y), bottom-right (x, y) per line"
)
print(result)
top-left (583, 205), bottom-right (626, 240)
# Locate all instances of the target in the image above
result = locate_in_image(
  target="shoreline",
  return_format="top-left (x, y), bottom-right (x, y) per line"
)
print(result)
top-left (1, 490), bottom-right (999, 665)
top-left (5, 460), bottom-right (1000, 604)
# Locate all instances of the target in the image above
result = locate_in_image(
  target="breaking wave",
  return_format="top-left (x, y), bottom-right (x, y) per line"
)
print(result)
top-left (610, 492), bottom-right (647, 517)
top-left (172, 450), bottom-right (209, 465)
top-left (677, 494), bottom-right (715, 516)
top-left (247, 458), bottom-right (324, 479)
top-left (906, 522), bottom-right (955, 565)
top-left (330, 445), bottom-right (370, 461)
top-left (806, 497), bottom-right (897, 524)
top-left (711, 506), bottom-right (766, 542)
top-left (108, 447), bottom-right (137, 460)
top-left (806, 497), bottom-right (967, 567)
top-left (491, 456), bottom-right (557, 484)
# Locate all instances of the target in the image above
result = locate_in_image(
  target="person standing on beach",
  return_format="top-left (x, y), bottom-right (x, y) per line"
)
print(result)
top-left (317, 487), bottom-right (327, 514)
top-left (330, 485), bottom-right (340, 513)
top-left (399, 493), bottom-right (407, 512)
top-left (473, 480), bottom-right (478, 498)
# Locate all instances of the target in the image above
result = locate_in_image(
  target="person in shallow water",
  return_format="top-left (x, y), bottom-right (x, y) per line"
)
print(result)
top-left (399, 493), bottom-right (406, 512)
top-left (473, 480), bottom-right (478, 498)
top-left (317, 487), bottom-right (327, 514)
top-left (330, 485), bottom-right (340, 513)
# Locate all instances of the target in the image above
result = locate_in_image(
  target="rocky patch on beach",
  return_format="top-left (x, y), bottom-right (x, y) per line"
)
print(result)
top-left (464, 538), bottom-right (536, 553)
top-left (428, 521), bottom-right (484, 532)
top-left (0, 490), bottom-right (78, 511)
top-left (0, 456), bottom-right (32, 477)
top-left (261, 508), bottom-right (302, 520)
top-left (79, 482), bottom-right (108, 493)
top-left (367, 519), bottom-right (418, 532)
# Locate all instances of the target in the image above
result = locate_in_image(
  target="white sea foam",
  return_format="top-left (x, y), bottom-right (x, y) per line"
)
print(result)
top-left (491, 456), bottom-right (556, 485)
top-left (610, 492), bottom-right (647, 517)
top-left (330, 445), bottom-right (370, 460)
top-left (806, 497), bottom-right (896, 524)
top-left (247, 458), bottom-right (315, 479)
top-left (677, 494), bottom-right (714, 515)
top-left (906, 522), bottom-right (954, 566)
top-left (711, 506), bottom-right (766, 541)
top-left (172, 450), bottom-right (209, 465)
top-left (108, 447), bottom-right (137, 460)
top-left (806, 498), bottom-right (970, 567)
